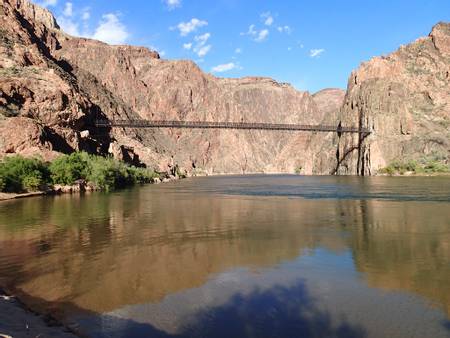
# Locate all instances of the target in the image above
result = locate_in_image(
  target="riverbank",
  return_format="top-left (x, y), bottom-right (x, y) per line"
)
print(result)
top-left (376, 172), bottom-right (450, 177)
top-left (0, 290), bottom-right (78, 338)
top-left (0, 175), bottom-right (181, 202)
top-left (0, 152), bottom-right (187, 202)
top-left (0, 191), bottom-right (47, 201)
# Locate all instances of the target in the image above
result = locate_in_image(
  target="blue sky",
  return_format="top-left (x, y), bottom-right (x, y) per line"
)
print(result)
top-left (37, 0), bottom-right (450, 93)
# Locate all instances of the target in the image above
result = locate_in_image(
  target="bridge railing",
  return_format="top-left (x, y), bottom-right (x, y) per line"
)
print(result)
top-left (94, 119), bottom-right (371, 134)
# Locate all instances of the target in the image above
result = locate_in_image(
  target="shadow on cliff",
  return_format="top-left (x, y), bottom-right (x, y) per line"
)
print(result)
top-left (3, 280), bottom-right (366, 338)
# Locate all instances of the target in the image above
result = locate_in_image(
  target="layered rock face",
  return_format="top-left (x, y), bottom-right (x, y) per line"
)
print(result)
top-left (0, 0), bottom-right (113, 161)
top-left (0, 0), bottom-right (346, 174)
top-left (55, 38), bottom-right (343, 173)
top-left (336, 23), bottom-right (450, 175)
top-left (2, 0), bottom-right (448, 175)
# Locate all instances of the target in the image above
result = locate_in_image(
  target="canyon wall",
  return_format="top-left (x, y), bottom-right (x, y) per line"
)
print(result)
top-left (336, 23), bottom-right (450, 175)
top-left (0, 0), bottom-right (113, 160)
top-left (1, 0), bottom-right (449, 175)
top-left (0, 0), bottom-right (345, 174)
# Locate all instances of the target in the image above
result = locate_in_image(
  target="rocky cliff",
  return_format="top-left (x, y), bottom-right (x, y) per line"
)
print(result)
top-left (1, 0), bottom-right (448, 175)
top-left (0, 0), bottom-right (347, 174)
top-left (54, 38), bottom-right (344, 174)
top-left (0, 0), bottom-right (116, 161)
top-left (336, 23), bottom-right (450, 175)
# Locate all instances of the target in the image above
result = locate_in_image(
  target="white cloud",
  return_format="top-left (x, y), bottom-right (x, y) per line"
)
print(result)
top-left (195, 32), bottom-right (210, 44)
top-left (261, 12), bottom-right (274, 26)
top-left (192, 32), bottom-right (211, 57)
top-left (164, 0), bottom-right (181, 10)
top-left (63, 2), bottom-right (73, 17)
top-left (196, 45), bottom-right (211, 57)
top-left (211, 62), bottom-right (238, 73)
top-left (255, 29), bottom-right (269, 42)
top-left (235, 48), bottom-right (242, 54)
top-left (81, 8), bottom-right (90, 21)
top-left (310, 48), bottom-right (325, 58)
top-left (149, 45), bottom-right (165, 57)
top-left (56, 3), bottom-right (129, 45)
top-left (241, 24), bottom-right (269, 42)
top-left (92, 13), bottom-right (129, 45)
top-left (173, 18), bottom-right (208, 36)
top-left (183, 42), bottom-right (192, 50)
top-left (57, 16), bottom-right (79, 35)
top-left (241, 24), bottom-right (256, 36)
top-left (287, 47), bottom-right (292, 51)
top-left (37, 0), bottom-right (57, 7)
top-left (277, 25), bottom-right (292, 34)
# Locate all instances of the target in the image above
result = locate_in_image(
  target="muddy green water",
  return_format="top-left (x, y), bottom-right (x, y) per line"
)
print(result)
top-left (0, 175), bottom-right (449, 338)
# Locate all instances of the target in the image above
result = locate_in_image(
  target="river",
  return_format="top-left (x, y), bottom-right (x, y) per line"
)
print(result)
top-left (0, 175), bottom-right (449, 338)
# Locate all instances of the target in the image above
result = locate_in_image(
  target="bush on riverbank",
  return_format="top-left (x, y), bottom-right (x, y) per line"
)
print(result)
top-left (0, 156), bottom-right (50, 192)
top-left (378, 158), bottom-right (450, 175)
top-left (0, 153), bottom-right (158, 193)
top-left (49, 152), bottom-right (90, 185)
top-left (85, 155), bottom-right (157, 190)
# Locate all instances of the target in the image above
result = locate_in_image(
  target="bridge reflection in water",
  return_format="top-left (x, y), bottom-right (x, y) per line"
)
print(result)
top-left (94, 119), bottom-right (371, 135)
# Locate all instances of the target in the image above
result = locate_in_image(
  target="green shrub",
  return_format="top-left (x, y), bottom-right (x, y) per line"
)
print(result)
top-left (423, 161), bottom-right (449, 173)
top-left (0, 156), bottom-right (50, 193)
top-left (0, 153), bottom-right (159, 193)
top-left (378, 165), bottom-right (395, 175)
top-left (49, 152), bottom-right (90, 185)
top-left (86, 156), bottom-right (123, 190)
top-left (379, 158), bottom-right (449, 175)
top-left (126, 165), bottom-right (157, 184)
top-left (85, 155), bottom-right (156, 190)
top-left (23, 172), bottom-right (44, 191)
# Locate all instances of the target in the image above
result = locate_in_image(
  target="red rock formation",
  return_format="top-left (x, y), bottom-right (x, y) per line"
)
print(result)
top-left (6, 1), bottom-right (447, 176)
top-left (336, 22), bottom-right (450, 175)
top-left (0, 0), bottom-right (112, 161)
top-left (56, 39), bottom-right (338, 173)
top-left (1, 0), bottom-right (346, 174)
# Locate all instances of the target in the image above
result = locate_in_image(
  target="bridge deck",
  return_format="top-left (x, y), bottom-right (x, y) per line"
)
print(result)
top-left (94, 120), bottom-right (370, 134)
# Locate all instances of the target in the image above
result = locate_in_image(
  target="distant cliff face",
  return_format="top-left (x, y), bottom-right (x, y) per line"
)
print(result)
top-left (2, 0), bottom-right (447, 175)
top-left (0, 0), bottom-right (346, 174)
top-left (55, 38), bottom-right (344, 174)
top-left (336, 23), bottom-right (450, 175)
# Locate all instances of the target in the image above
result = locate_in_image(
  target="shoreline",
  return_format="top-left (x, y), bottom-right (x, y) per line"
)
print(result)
top-left (0, 191), bottom-right (48, 201)
top-left (0, 288), bottom-right (79, 338)
top-left (1, 172), bottom-right (449, 202)
top-left (0, 175), bottom-right (182, 202)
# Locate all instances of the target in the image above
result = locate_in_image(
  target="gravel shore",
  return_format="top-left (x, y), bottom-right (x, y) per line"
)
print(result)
top-left (0, 292), bottom-right (78, 338)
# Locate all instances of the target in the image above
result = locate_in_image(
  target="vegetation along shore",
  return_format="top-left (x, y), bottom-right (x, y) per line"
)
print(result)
top-left (0, 152), bottom-right (181, 201)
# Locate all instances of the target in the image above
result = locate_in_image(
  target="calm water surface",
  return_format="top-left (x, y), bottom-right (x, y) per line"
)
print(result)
top-left (0, 175), bottom-right (449, 338)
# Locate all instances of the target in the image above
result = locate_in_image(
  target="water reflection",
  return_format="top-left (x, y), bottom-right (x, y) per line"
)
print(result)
top-left (83, 272), bottom-right (366, 338)
top-left (348, 199), bottom-right (450, 316)
top-left (0, 176), bottom-right (449, 338)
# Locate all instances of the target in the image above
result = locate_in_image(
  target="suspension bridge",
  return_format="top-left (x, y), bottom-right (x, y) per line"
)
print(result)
top-left (94, 119), bottom-right (371, 135)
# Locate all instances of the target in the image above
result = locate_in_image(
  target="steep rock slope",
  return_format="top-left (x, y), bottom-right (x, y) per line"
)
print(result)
top-left (0, 0), bottom-right (343, 174)
top-left (336, 23), bottom-right (450, 175)
top-left (56, 38), bottom-right (342, 173)
top-left (0, 0), bottom-right (113, 160)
